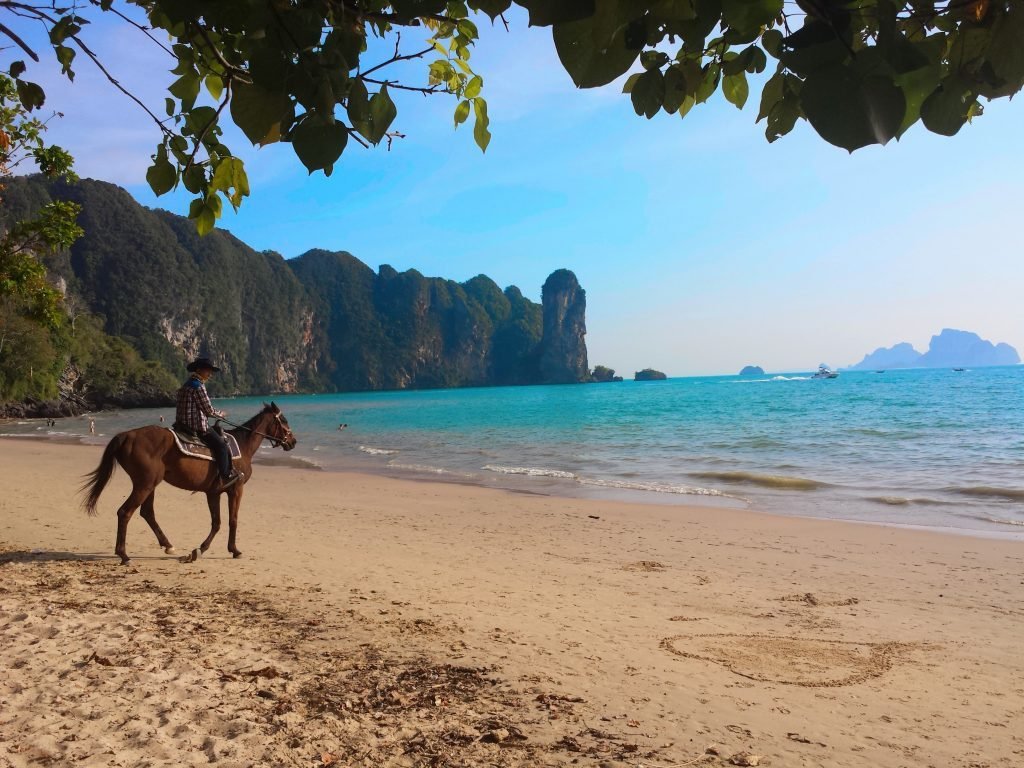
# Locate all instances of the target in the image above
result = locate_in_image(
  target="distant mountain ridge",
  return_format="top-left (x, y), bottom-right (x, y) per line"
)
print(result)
top-left (848, 329), bottom-right (1020, 370)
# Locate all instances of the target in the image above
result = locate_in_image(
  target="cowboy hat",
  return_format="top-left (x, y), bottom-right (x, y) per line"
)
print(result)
top-left (186, 357), bottom-right (221, 373)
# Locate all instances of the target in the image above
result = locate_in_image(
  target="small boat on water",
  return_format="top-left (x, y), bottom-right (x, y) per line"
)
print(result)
top-left (812, 364), bottom-right (839, 379)
top-left (953, 367), bottom-right (966, 372)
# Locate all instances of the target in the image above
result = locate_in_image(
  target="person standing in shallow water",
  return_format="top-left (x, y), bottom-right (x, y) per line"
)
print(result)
top-left (174, 357), bottom-right (241, 488)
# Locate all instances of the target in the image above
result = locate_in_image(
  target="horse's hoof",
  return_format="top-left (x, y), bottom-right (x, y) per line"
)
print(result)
top-left (232, 551), bottom-right (243, 559)
top-left (164, 546), bottom-right (176, 555)
top-left (178, 548), bottom-right (201, 564)
top-left (119, 557), bottom-right (130, 566)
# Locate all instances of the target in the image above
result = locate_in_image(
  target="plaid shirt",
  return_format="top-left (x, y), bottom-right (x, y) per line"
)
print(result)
top-left (175, 374), bottom-right (218, 434)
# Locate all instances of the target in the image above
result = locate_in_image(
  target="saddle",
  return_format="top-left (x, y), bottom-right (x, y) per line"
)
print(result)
top-left (167, 426), bottom-right (241, 462)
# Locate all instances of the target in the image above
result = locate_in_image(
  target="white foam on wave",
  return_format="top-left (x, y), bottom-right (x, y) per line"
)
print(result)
top-left (388, 462), bottom-right (476, 478)
top-left (982, 516), bottom-right (1024, 527)
top-left (483, 464), bottom-right (577, 479)
top-left (730, 376), bottom-right (811, 383)
top-left (578, 477), bottom-right (730, 497)
top-left (359, 445), bottom-right (399, 456)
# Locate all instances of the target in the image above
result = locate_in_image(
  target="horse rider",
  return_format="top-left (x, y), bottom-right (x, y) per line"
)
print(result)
top-left (174, 357), bottom-right (242, 488)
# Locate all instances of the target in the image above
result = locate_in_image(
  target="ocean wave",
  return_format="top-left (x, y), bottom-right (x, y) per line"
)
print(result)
top-left (866, 496), bottom-right (958, 507)
top-left (577, 477), bottom-right (730, 497)
top-left (388, 462), bottom-right (475, 478)
top-left (358, 445), bottom-right (399, 456)
top-left (947, 486), bottom-right (1024, 502)
top-left (977, 516), bottom-right (1024, 527)
top-left (689, 471), bottom-right (827, 490)
top-left (482, 464), bottom-right (577, 479)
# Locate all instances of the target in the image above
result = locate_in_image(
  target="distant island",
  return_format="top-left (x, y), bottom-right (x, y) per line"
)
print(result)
top-left (848, 329), bottom-right (1020, 370)
top-left (590, 366), bottom-right (623, 383)
top-left (634, 368), bottom-right (667, 381)
top-left (739, 365), bottom-right (765, 375)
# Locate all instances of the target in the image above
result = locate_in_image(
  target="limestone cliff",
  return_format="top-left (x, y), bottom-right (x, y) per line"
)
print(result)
top-left (538, 269), bottom-right (589, 384)
top-left (1, 176), bottom-right (593, 402)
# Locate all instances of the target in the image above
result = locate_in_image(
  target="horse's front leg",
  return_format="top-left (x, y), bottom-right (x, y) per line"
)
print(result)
top-left (114, 485), bottom-right (153, 565)
top-left (227, 484), bottom-right (245, 558)
top-left (140, 490), bottom-right (175, 555)
top-left (200, 492), bottom-right (222, 553)
top-left (181, 491), bottom-right (222, 564)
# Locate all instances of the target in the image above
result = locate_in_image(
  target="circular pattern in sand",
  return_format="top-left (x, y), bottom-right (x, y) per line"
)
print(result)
top-left (660, 633), bottom-right (913, 687)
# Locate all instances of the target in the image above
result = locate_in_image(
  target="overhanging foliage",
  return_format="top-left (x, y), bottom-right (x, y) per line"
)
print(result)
top-left (2, 1), bottom-right (1020, 232)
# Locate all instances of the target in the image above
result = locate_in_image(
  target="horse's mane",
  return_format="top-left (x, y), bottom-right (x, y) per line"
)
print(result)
top-left (233, 403), bottom-right (275, 434)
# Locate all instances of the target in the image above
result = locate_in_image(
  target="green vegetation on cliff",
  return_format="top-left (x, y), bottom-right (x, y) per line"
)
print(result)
top-left (1, 176), bottom-right (588, 405)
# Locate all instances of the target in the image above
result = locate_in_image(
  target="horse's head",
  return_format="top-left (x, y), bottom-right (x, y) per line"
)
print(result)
top-left (262, 402), bottom-right (297, 451)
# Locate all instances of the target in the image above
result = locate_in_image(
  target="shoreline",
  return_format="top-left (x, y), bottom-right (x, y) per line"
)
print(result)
top-left (3, 429), bottom-right (1023, 543)
top-left (2, 439), bottom-right (1023, 767)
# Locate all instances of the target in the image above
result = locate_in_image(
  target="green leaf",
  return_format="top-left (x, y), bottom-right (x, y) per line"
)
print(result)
top-left (630, 68), bottom-right (664, 118)
top-left (695, 63), bottom-right (720, 104)
top-left (800, 66), bottom-right (905, 151)
top-left (291, 118), bottom-right (349, 174)
top-left (188, 198), bottom-right (215, 235)
top-left (920, 79), bottom-right (974, 136)
top-left (55, 45), bottom-right (76, 78)
top-left (676, 93), bottom-right (696, 119)
top-left (210, 156), bottom-right (249, 208)
top-left (553, 1), bottom-right (642, 88)
top-left (205, 74), bottom-right (224, 102)
top-left (520, 0), bottom-right (596, 26)
top-left (454, 99), bottom-right (471, 126)
top-left (231, 82), bottom-right (289, 145)
top-left (722, 0), bottom-right (783, 35)
top-left (366, 84), bottom-right (398, 144)
top-left (464, 75), bottom-right (483, 99)
top-left (765, 93), bottom-right (800, 142)
top-left (622, 73), bottom-right (642, 93)
top-left (470, 0), bottom-right (513, 21)
top-left (165, 97), bottom-right (175, 117)
top-left (989, 6), bottom-right (1024, 85)
top-left (756, 71), bottom-right (785, 122)
top-left (182, 163), bottom-right (206, 194)
top-left (9, 60), bottom-right (26, 79)
top-left (722, 72), bottom-right (748, 109)
top-left (15, 80), bottom-right (45, 111)
top-left (145, 145), bottom-right (177, 196)
top-left (472, 97), bottom-right (491, 151)
top-left (347, 78), bottom-right (371, 138)
top-left (894, 64), bottom-right (941, 137)
top-left (169, 73), bottom-right (200, 110)
top-left (662, 65), bottom-right (689, 113)
top-left (761, 29), bottom-right (783, 58)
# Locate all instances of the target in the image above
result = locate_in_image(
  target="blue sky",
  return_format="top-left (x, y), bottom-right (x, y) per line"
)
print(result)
top-left (9, 6), bottom-right (1024, 375)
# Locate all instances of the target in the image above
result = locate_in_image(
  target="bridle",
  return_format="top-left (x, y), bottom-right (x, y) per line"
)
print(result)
top-left (218, 411), bottom-right (295, 448)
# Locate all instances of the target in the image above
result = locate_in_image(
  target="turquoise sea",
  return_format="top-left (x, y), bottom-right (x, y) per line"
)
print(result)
top-left (5, 366), bottom-right (1023, 539)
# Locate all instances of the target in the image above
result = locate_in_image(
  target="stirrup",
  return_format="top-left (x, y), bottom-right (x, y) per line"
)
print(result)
top-left (220, 471), bottom-right (241, 489)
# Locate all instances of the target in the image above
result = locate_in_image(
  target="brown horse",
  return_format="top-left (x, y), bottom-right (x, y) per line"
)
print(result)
top-left (81, 402), bottom-right (297, 564)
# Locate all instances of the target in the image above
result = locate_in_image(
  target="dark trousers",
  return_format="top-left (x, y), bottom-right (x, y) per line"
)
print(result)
top-left (201, 428), bottom-right (232, 479)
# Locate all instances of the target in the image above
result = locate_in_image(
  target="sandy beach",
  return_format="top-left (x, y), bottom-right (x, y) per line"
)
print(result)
top-left (1, 438), bottom-right (1023, 767)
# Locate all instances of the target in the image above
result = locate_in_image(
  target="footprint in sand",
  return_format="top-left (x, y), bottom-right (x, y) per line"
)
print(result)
top-left (623, 560), bottom-right (667, 572)
top-left (778, 592), bottom-right (860, 607)
top-left (660, 633), bottom-right (919, 687)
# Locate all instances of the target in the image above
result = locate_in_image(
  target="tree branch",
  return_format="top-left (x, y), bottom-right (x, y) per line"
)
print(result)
top-left (0, 20), bottom-right (39, 61)
top-left (361, 77), bottom-right (440, 94)
top-left (361, 45), bottom-right (434, 78)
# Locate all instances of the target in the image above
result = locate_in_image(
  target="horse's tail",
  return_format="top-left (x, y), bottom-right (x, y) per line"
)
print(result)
top-left (80, 434), bottom-right (124, 517)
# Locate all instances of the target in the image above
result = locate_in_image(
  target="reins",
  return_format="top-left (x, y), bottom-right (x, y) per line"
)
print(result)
top-left (215, 412), bottom-right (293, 448)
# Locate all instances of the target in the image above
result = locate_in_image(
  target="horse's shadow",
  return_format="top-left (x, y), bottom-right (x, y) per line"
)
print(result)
top-left (0, 550), bottom-right (118, 564)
